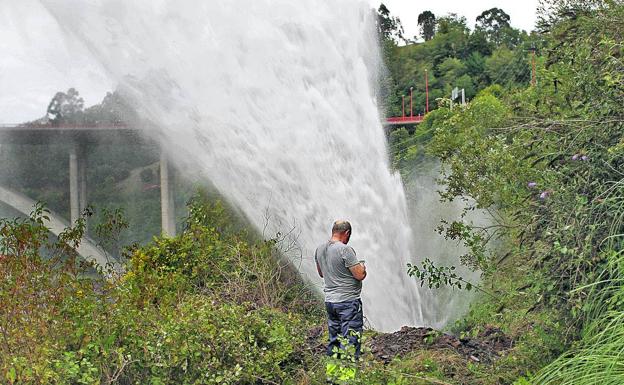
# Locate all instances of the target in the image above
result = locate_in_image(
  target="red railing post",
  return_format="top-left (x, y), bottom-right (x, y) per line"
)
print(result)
top-left (402, 95), bottom-right (405, 118)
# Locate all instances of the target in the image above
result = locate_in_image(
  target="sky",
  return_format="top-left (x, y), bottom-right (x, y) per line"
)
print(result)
top-left (1, 0), bottom-right (540, 124)
top-left (368, 0), bottom-right (540, 40)
top-left (0, 1), bottom-right (112, 124)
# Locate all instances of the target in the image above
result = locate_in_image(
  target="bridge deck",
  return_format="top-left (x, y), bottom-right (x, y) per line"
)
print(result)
top-left (0, 124), bottom-right (146, 145)
top-left (384, 116), bottom-right (424, 126)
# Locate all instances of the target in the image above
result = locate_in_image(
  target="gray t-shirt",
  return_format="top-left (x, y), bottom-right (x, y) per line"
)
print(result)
top-left (314, 241), bottom-right (362, 303)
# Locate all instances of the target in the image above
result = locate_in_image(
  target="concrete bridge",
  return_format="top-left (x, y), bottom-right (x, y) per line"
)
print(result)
top-left (0, 123), bottom-right (176, 266)
top-left (0, 185), bottom-right (113, 267)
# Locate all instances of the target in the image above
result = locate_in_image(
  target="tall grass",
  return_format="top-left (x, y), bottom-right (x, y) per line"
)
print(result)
top-left (534, 252), bottom-right (624, 384)
top-left (535, 179), bottom-right (624, 384)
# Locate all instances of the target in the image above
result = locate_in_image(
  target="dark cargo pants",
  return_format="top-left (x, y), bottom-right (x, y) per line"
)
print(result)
top-left (325, 298), bottom-right (363, 358)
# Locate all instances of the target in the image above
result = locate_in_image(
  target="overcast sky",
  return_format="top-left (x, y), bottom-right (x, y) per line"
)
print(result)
top-left (368, 0), bottom-right (540, 40)
top-left (1, 1), bottom-right (541, 124)
top-left (0, 1), bottom-right (113, 124)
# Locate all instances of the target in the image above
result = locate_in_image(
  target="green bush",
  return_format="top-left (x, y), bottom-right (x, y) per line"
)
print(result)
top-left (389, 3), bottom-right (624, 384)
top-left (0, 200), bottom-right (317, 384)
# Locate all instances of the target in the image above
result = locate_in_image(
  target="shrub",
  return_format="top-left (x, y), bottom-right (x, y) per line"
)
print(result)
top-left (0, 200), bottom-right (317, 384)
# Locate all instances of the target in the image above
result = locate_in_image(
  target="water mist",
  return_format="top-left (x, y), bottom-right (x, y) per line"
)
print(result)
top-left (39, 0), bottom-right (432, 331)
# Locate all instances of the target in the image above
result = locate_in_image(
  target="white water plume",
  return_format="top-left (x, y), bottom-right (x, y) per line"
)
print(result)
top-left (37, 0), bottom-right (433, 331)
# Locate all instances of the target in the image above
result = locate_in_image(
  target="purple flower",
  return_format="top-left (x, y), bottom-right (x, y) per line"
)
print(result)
top-left (571, 154), bottom-right (579, 160)
top-left (528, 182), bottom-right (537, 188)
top-left (539, 191), bottom-right (550, 199)
top-left (581, 155), bottom-right (588, 161)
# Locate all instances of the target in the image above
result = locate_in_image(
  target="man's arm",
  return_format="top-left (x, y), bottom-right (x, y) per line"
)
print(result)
top-left (349, 262), bottom-right (367, 281)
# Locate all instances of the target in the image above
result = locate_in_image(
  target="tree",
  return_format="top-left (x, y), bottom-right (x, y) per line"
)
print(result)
top-left (438, 57), bottom-right (468, 93)
top-left (475, 8), bottom-right (512, 46)
top-left (83, 91), bottom-right (139, 124)
top-left (465, 52), bottom-right (488, 88)
top-left (536, 0), bottom-right (605, 32)
top-left (436, 13), bottom-right (469, 35)
top-left (376, 3), bottom-right (405, 114)
top-left (467, 28), bottom-right (493, 56)
top-left (485, 47), bottom-right (518, 86)
top-left (430, 14), bottom-right (470, 64)
top-left (476, 7), bottom-right (511, 31)
top-left (417, 11), bottom-right (436, 41)
top-left (377, 3), bottom-right (405, 44)
top-left (46, 88), bottom-right (84, 124)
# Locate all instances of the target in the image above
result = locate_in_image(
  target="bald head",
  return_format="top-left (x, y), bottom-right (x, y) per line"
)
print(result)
top-left (332, 220), bottom-right (352, 235)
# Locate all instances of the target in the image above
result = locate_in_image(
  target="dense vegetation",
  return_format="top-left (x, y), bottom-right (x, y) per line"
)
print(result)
top-left (377, 4), bottom-right (539, 119)
top-left (0, 197), bottom-right (321, 384)
top-left (2, 0), bottom-right (623, 384)
top-left (386, 0), bottom-right (624, 383)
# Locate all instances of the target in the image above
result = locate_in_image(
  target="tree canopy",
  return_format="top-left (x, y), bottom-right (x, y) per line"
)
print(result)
top-left (375, 4), bottom-right (535, 117)
top-left (376, 3), bottom-right (405, 44)
top-left (46, 88), bottom-right (84, 124)
top-left (417, 10), bottom-right (436, 41)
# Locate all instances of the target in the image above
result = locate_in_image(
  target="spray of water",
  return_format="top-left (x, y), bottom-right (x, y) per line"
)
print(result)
top-left (38, 0), bottom-right (431, 331)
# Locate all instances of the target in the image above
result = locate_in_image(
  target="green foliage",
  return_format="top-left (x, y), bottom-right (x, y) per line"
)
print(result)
top-left (0, 200), bottom-right (318, 384)
top-left (392, 2), bottom-right (624, 384)
top-left (94, 207), bottom-right (129, 256)
top-left (387, 123), bottom-right (435, 177)
top-left (46, 88), bottom-right (84, 124)
top-left (380, 4), bottom-right (534, 121)
top-left (428, 94), bottom-right (513, 208)
top-left (476, 8), bottom-right (510, 32)
top-left (535, 247), bottom-right (624, 384)
top-left (422, 3), bottom-right (623, 306)
top-left (475, 8), bottom-right (512, 46)
top-left (376, 3), bottom-right (405, 44)
top-left (384, 2), bottom-right (623, 384)
top-left (417, 11), bottom-right (436, 41)
top-left (408, 258), bottom-right (476, 292)
top-left (309, 333), bottom-right (455, 385)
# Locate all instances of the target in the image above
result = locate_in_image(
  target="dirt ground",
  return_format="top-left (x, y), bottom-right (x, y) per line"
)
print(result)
top-left (368, 326), bottom-right (512, 364)
top-left (307, 325), bottom-right (513, 364)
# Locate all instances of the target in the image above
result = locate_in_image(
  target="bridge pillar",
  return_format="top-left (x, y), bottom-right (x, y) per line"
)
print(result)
top-left (160, 152), bottom-right (175, 236)
top-left (69, 144), bottom-right (87, 225)
top-left (69, 146), bottom-right (79, 224)
top-left (79, 148), bottom-right (87, 215)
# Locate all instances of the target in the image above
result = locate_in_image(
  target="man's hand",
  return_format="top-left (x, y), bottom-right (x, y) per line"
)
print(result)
top-left (349, 262), bottom-right (367, 281)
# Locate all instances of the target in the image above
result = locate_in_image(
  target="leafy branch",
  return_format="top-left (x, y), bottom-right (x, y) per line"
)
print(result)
top-left (407, 258), bottom-right (498, 299)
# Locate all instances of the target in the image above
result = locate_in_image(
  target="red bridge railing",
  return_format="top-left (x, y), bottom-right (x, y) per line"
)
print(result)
top-left (384, 70), bottom-right (430, 126)
top-left (385, 115), bottom-right (424, 125)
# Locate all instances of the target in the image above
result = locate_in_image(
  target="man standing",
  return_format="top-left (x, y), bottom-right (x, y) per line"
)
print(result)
top-left (315, 220), bottom-right (367, 358)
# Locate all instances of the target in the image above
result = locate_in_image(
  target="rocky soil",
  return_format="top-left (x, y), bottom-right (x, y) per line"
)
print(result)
top-left (307, 325), bottom-right (513, 364)
top-left (369, 326), bottom-right (512, 364)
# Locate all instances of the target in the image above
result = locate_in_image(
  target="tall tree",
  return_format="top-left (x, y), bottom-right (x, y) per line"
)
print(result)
top-left (377, 3), bottom-right (405, 44)
top-left (475, 8), bottom-right (512, 46)
top-left (376, 3), bottom-right (405, 116)
top-left (437, 13), bottom-right (469, 35)
top-left (431, 14), bottom-right (470, 63)
top-left (476, 7), bottom-right (511, 31)
top-left (417, 11), bottom-right (436, 41)
top-left (46, 88), bottom-right (84, 124)
top-left (536, 0), bottom-right (605, 32)
top-left (83, 91), bottom-right (139, 124)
